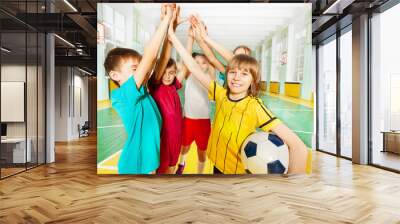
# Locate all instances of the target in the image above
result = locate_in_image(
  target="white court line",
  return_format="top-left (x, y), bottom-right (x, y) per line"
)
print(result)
top-left (97, 124), bottom-right (123, 129)
top-left (97, 107), bottom-right (110, 111)
top-left (292, 130), bottom-right (313, 134)
top-left (270, 109), bottom-right (312, 112)
top-left (98, 166), bottom-right (118, 170)
top-left (98, 149), bottom-right (122, 167)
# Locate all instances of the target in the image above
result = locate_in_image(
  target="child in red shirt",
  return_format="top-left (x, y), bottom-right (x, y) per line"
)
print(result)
top-left (149, 6), bottom-right (188, 174)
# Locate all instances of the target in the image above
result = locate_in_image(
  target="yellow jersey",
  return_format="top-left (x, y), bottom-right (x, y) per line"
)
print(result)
top-left (207, 81), bottom-right (281, 174)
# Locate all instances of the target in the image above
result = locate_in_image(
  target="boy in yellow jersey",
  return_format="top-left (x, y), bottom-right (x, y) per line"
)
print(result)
top-left (168, 22), bottom-right (308, 174)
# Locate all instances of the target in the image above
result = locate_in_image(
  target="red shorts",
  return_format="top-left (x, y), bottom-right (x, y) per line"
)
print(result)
top-left (182, 117), bottom-right (211, 151)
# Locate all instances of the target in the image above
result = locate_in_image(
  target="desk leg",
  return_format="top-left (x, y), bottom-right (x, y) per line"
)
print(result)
top-left (382, 133), bottom-right (386, 153)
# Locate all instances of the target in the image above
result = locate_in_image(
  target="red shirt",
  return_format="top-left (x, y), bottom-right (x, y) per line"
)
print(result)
top-left (151, 79), bottom-right (183, 169)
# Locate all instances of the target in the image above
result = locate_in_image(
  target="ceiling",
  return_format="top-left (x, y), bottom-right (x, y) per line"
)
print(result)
top-left (0, 0), bottom-right (98, 74)
top-left (1, 0), bottom-right (394, 75)
top-left (131, 3), bottom-right (310, 50)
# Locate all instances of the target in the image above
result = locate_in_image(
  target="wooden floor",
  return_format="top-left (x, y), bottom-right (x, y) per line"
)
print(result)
top-left (373, 150), bottom-right (400, 171)
top-left (1, 135), bottom-right (400, 223)
top-left (1, 167), bottom-right (26, 178)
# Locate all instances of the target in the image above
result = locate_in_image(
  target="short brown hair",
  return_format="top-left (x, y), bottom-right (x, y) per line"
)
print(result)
top-left (233, 45), bottom-right (252, 56)
top-left (192, 52), bottom-right (209, 63)
top-left (104, 47), bottom-right (142, 75)
top-left (226, 54), bottom-right (260, 97)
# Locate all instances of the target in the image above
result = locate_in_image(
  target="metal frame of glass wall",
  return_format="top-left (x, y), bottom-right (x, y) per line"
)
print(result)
top-left (315, 24), bottom-right (352, 161)
top-left (0, 0), bottom-right (47, 179)
top-left (316, 0), bottom-right (400, 173)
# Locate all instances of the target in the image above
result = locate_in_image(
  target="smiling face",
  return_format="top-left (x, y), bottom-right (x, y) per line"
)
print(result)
top-left (227, 67), bottom-right (253, 97)
top-left (226, 54), bottom-right (260, 98)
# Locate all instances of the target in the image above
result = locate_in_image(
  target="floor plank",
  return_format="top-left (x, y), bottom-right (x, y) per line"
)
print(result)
top-left (1, 135), bottom-right (400, 223)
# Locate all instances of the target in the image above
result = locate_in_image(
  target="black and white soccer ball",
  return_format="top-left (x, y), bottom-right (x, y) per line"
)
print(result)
top-left (241, 132), bottom-right (289, 174)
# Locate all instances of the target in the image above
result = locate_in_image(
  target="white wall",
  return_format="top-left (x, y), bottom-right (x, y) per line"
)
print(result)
top-left (55, 66), bottom-right (68, 141)
top-left (72, 73), bottom-right (89, 138)
top-left (1, 65), bottom-right (31, 138)
top-left (55, 67), bottom-right (89, 141)
top-left (254, 5), bottom-right (313, 100)
top-left (1, 63), bottom-right (46, 163)
top-left (286, 22), bottom-right (296, 82)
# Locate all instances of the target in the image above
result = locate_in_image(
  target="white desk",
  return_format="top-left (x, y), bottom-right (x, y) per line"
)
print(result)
top-left (1, 138), bottom-right (31, 163)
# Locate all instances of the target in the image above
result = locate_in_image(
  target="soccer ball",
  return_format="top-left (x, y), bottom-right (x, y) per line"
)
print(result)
top-left (241, 132), bottom-right (289, 174)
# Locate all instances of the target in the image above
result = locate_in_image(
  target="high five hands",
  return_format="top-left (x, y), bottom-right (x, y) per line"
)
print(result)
top-left (167, 6), bottom-right (213, 42)
top-left (166, 5), bottom-right (188, 36)
top-left (161, 3), bottom-right (175, 21)
top-left (189, 14), bottom-right (208, 41)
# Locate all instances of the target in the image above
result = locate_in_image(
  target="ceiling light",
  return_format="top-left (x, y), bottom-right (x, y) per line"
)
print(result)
top-left (1, 47), bottom-right (11, 53)
top-left (78, 67), bottom-right (92, 76)
top-left (323, 0), bottom-right (355, 15)
top-left (63, 0), bottom-right (78, 12)
top-left (54, 34), bottom-right (75, 48)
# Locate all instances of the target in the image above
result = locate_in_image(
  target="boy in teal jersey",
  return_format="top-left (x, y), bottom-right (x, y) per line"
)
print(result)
top-left (110, 74), bottom-right (162, 174)
top-left (103, 4), bottom-right (176, 174)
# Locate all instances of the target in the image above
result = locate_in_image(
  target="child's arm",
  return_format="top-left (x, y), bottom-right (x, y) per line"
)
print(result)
top-left (208, 65), bottom-right (216, 80)
top-left (193, 25), bottom-right (226, 74)
top-left (168, 22), bottom-right (211, 90)
top-left (153, 37), bottom-right (173, 85)
top-left (176, 28), bottom-right (194, 82)
top-left (154, 6), bottom-right (186, 84)
top-left (193, 16), bottom-right (234, 63)
top-left (155, 6), bottom-right (188, 84)
top-left (271, 124), bottom-right (308, 174)
top-left (134, 4), bottom-right (174, 88)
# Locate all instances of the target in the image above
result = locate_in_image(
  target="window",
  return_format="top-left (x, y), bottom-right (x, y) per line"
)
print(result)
top-left (294, 29), bottom-right (306, 82)
top-left (339, 28), bottom-right (352, 158)
top-left (371, 2), bottom-right (400, 171)
top-left (317, 36), bottom-right (337, 154)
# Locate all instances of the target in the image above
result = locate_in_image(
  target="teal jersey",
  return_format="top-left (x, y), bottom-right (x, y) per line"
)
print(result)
top-left (210, 72), bottom-right (226, 120)
top-left (111, 76), bottom-right (161, 174)
top-left (216, 71), bottom-right (225, 86)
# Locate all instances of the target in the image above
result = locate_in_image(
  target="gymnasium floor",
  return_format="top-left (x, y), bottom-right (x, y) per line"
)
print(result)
top-left (97, 87), bottom-right (313, 174)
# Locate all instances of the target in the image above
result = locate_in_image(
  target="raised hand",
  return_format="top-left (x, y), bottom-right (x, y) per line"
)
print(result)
top-left (192, 23), bottom-right (202, 41)
top-left (188, 26), bottom-right (195, 39)
top-left (133, 3), bottom-right (176, 88)
top-left (173, 6), bottom-right (188, 32)
top-left (166, 4), bottom-right (174, 20)
top-left (162, 3), bottom-right (175, 21)
top-left (190, 14), bottom-right (208, 40)
top-left (198, 22), bottom-right (208, 39)
top-left (161, 4), bottom-right (166, 20)
top-left (171, 6), bottom-right (178, 25)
